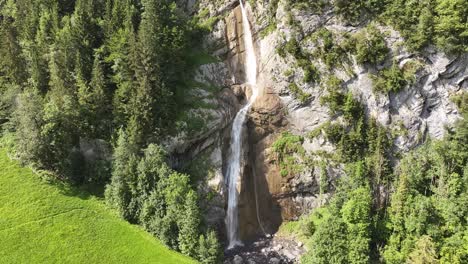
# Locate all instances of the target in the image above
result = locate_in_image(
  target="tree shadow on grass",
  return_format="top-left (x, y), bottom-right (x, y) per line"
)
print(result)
top-left (43, 172), bottom-right (107, 200)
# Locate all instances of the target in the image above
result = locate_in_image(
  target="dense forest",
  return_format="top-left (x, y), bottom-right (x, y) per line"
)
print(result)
top-left (1, 0), bottom-right (222, 263)
top-left (0, 0), bottom-right (467, 263)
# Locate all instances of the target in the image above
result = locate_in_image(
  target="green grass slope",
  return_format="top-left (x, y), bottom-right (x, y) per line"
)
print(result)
top-left (0, 150), bottom-right (196, 264)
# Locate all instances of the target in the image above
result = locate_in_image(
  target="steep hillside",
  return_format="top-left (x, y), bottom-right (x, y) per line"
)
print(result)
top-left (0, 150), bottom-right (196, 264)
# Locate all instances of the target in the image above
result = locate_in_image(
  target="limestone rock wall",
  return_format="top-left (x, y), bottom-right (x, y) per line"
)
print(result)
top-left (171, 0), bottom-right (467, 242)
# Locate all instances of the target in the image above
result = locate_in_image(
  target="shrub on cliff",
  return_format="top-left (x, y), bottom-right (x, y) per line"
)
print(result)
top-left (354, 24), bottom-right (389, 66)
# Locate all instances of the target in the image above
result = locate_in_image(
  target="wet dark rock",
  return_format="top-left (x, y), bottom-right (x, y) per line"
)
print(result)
top-left (233, 255), bottom-right (243, 264)
top-left (223, 236), bottom-right (305, 264)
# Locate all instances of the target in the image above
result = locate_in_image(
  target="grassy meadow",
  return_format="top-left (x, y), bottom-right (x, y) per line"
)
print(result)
top-left (0, 150), bottom-right (196, 264)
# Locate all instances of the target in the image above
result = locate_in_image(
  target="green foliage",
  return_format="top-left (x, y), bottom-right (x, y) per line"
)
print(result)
top-left (354, 24), bottom-right (389, 65)
top-left (320, 76), bottom-right (345, 115)
top-left (128, 0), bottom-right (190, 146)
top-left (434, 0), bottom-right (468, 53)
top-left (296, 0), bottom-right (328, 14)
top-left (78, 55), bottom-right (111, 139)
top-left (371, 61), bottom-right (408, 93)
top-left (260, 22), bottom-right (277, 38)
top-left (196, 14), bottom-right (222, 32)
top-left (260, 0), bottom-right (279, 38)
top-left (272, 132), bottom-right (306, 177)
top-left (341, 187), bottom-right (372, 264)
top-left (333, 0), bottom-right (387, 23)
top-left (383, 115), bottom-right (468, 263)
top-left (278, 38), bottom-right (320, 83)
top-left (301, 160), bottom-right (388, 263)
top-left (41, 90), bottom-right (81, 181)
top-left (333, 0), bottom-right (367, 23)
top-left (12, 89), bottom-right (45, 166)
top-left (321, 86), bottom-right (365, 134)
top-left (278, 206), bottom-right (330, 241)
top-left (319, 161), bottom-right (329, 194)
top-left (181, 147), bottom-right (216, 182)
top-left (197, 230), bottom-right (223, 264)
top-left (0, 18), bottom-right (27, 85)
top-left (407, 236), bottom-right (439, 264)
top-left (105, 129), bottom-right (139, 221)
top-left (451, 91), bottom-right (468, 114)
top-left (310, 28), bottom-right (348, 70)
top-left (104, 132), bottom-right (218, 257)
top-left (284, 38), bottom-right (301, 58)
top-left (382, 0), bottom-right (468, 53)
top-left (306, 216), bottom-right (349, 263)
top-left (178, 190), bottom-right (201, 258)
top-left (0, 150), bottom-right (196, 264)
top-left (384, 0), bottom-right (435, 51)
top-left (288, 83), bottom-right (311, 104)
top-left (299, 60), bottom-right (320, 83)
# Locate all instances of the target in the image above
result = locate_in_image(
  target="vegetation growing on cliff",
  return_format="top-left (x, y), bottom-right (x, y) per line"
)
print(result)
top-left (331, 0), bottom-right (467, 53)
top-left (272, 132), bottom-right (306, 177)
top-left (282, 103), bottom-right (467, 264)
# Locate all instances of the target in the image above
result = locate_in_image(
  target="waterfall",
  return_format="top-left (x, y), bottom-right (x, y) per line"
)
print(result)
top-left (225, 0), bottom-right (258, 249)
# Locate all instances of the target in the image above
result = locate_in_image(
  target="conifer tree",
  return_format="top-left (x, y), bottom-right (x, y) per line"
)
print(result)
top-left (178, 190), bottom-right (201, 258)
top-left (51, 16), bottom-right (75, 90)
top-left (13, 88), bottom-right (45, 166)
top-left (0, 19), bottom-right (27, 85)
top-left (105, 129), bottom-right (139, 221)
top-left (71, 0), bottom-right (98, 82)
top-left (29, 6), bottom-right (58, 93)
top-left (197, 230), bottom-right (222, 264)
top-left (78, 55), bottom-right (110, 138)
top-left (107, 2), bottom-right (138, 129)
top-left (41, 87), bottom-right (81, 180)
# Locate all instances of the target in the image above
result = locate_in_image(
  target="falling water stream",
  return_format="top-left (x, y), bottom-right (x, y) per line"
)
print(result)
top-left (225, 0), bottom-right (258, 249)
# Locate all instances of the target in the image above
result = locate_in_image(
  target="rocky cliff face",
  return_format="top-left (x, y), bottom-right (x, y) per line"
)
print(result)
top-left (170, 0), bottom-right (467, 244)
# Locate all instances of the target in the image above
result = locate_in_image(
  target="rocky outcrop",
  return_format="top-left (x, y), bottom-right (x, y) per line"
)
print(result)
top-left (224, 236), bottom-right (306, 264)
top-left (172, 0), bottom-right (467, 248)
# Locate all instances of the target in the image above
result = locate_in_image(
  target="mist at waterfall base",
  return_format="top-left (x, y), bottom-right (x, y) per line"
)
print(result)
top-left (225, 0), bottom-right (259, 250)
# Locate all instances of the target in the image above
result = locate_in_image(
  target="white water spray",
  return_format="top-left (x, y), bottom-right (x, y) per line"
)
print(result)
top-left (225, 0), bottom-right (258, 249)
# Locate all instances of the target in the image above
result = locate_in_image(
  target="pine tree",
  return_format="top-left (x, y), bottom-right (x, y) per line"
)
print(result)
top-left (128, 0), bottom-right (189, 144)
top-left (178, 190), bottom-right (201, 257)
top-left (71, 0), bottom-right (98, 82)
top-left (307, 216), bottom-right (349, 264)
top-left (103, 0), bottom-right (131, 38)
top-left (13, 88), bottom-right (45, 166)
top-left (105, 129), bottom-right (139, 221)
top-left (0, 19), bottom-right (27, 85)
top-left (130, 0), bottom-right (166, 145)
top-left (78, 55), bottom-right (110, 138)
top-left (41, 87), bottom-right (81, 180)
top-left (341, 187), bottom-right (372, 264)
top-left (29, 6), bottom-right (58, 93)
top-left (137, 144), bottom-right (171, 198)
top-left (434, 0), bottom-right (468, 53)
top-left (407, 236), bottom-right (439, 264)
top-left (50, 16), bottom-right (75, 91)
top-left (197, 230), bottom-right (222, 264)
top-left (107, 3), bottom-right (138, 130)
